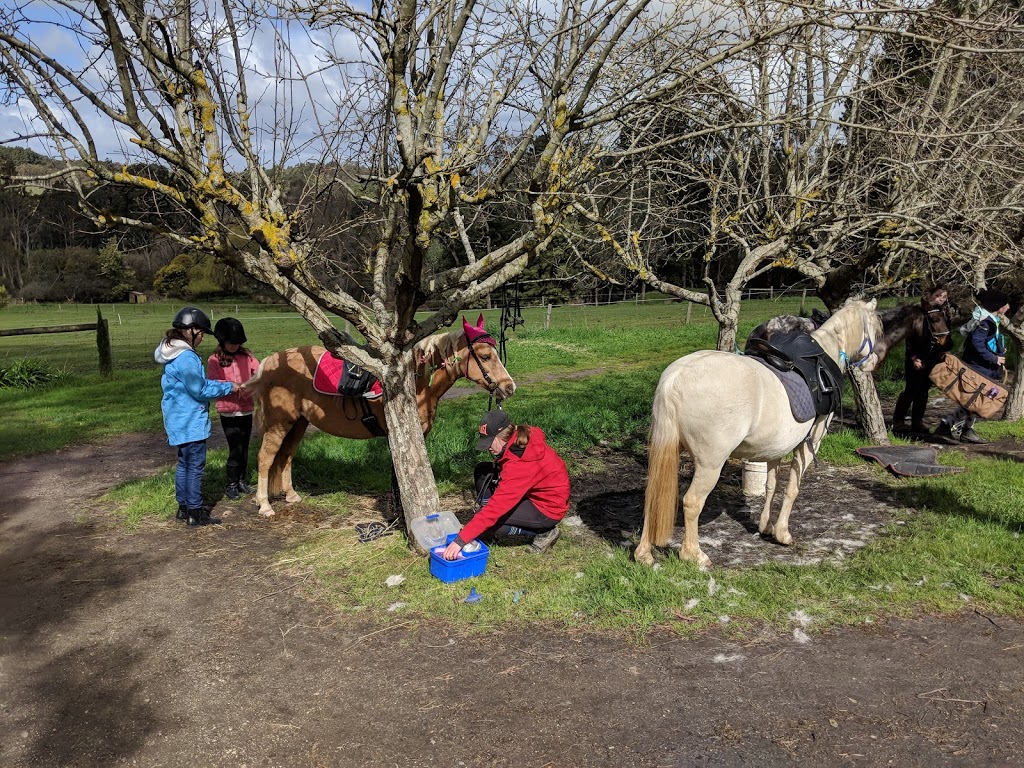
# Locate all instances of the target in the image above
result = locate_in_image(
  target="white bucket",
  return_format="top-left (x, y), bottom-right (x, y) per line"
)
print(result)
top-left (742, 461), bottom-right (768, 497)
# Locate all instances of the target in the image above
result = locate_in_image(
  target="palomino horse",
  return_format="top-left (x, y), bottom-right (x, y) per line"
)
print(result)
top-left (634, 299), bottom-right (884, 569)
top-left (244, 318), bottom-right (516, 516)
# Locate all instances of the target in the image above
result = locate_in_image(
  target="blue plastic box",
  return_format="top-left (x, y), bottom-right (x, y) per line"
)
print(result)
top-left (429, 534), bottom-right (489, 583)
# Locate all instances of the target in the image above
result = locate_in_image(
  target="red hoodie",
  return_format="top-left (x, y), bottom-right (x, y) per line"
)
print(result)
top-left (457, 427), bottom-right (570, 544)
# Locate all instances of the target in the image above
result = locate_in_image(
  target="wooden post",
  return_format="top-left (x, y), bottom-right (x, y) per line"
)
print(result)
top-left (800, 288), bottom-right (807, 315)
top-left (685, 303), bottom-right (693, 325)
top-left (96, 308), bottom-right (112, 376)
top-left (545, 304), bottom-right (552, 330)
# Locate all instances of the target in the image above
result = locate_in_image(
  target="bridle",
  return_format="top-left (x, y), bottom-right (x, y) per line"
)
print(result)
top-left (838, 315), bottom-right (878, 370)
top-left (467, 338), bottom-right (500, 394)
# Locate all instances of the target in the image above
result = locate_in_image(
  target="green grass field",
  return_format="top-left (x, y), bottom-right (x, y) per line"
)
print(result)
top-left (0, 296), bottom-right (811, 458)
top-left (4, 297), bottom-right (1023, 638)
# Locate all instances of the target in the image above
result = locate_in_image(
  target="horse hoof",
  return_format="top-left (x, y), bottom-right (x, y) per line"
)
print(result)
top-left (634, 547), bottom-right (655, 567)
top-left (285, 492), bottom-right (302, 504)
top-left (679, 549), bottom-right (713, 570)
top-left (772, 528), bottom-right (793, 546)
top-left (258, 509), bottom-right (276, 518)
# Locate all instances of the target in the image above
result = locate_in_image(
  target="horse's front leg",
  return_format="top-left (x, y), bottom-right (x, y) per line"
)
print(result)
top-left (757, 459), bottom-right (782, 536)
top-left (771, 421), bottom-right (827, 545)
top-left (679, 462), bottom-right (722, 569)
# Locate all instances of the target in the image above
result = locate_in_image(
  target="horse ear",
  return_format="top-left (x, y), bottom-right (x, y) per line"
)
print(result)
top-left (462, 315), bottom-right (473, 337)
top-left (866, 298), bottom-right (878, 310)
top-left (476, 313), bottom-right (485, 329)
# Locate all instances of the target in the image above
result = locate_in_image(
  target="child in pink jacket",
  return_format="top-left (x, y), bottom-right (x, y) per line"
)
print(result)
top-left (207, 318), bottom-right (261, 499)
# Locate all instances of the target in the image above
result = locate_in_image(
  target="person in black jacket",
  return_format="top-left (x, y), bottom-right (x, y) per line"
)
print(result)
top-left (892, 285), bottom-right (952, 436)
top-left (935, 288), bottom-right (1010, 444)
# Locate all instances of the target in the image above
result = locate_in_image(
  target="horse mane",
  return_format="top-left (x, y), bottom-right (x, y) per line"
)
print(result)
top-left (414, 328), bottom-right (464, 368)
top-left (813, 299), bottom-right (884, 357)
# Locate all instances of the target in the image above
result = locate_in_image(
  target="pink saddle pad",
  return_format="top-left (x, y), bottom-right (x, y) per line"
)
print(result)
top-left (312, 351), bottom-right (383, 398)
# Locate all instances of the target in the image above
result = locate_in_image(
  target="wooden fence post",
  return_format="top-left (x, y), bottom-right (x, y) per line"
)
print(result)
top-left (96, 308), bottom-right (112, 377)
top-left (800, 288), bottom-right (807, 315)
top-left (545, 304), bottom-right (552, 330)
top-left (685, 303), bottom-right (693, 325)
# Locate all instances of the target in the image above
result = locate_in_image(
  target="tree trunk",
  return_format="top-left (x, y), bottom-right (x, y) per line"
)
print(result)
top-left (380, 354), bottom-right (442, 553)
top-left (1005, 352), bottom-right (1023, 421)
top-left (849, 366), bottom-right (889, 444)
top-left (712, 290), bottom-right (741, 352)
top-left (1003, 322), bottom-right (1023, 421)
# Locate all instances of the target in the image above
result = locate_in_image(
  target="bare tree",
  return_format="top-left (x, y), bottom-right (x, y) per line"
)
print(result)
top-left (0, 0), bottom-right (792, 534)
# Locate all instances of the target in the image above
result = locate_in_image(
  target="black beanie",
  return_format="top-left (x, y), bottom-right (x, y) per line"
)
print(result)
top-left (977, 289), bottom-right (1010, 314)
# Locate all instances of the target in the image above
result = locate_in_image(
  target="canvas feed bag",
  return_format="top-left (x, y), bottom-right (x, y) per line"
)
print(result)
top-left (929, 354), bottom-right (1008, 420)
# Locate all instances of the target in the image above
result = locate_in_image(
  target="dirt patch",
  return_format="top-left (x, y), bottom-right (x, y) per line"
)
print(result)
top-left (3, 432), bottom-right (1024, 767)
top-left (572, 452), bottom-right (903, 568)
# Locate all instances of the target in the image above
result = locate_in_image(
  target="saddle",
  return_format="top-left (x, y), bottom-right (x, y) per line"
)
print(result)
top-left (312, 351), bottom-right (386, 436)
top-left (744, 331), bottom-right (844, 418)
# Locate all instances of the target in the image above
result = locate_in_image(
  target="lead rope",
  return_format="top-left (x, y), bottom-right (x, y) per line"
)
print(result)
top-left (488, 278), bottom-right (524, 412)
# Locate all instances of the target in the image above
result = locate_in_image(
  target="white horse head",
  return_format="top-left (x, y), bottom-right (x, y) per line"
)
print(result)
top-left (812, 298), bottom-right (883, 373)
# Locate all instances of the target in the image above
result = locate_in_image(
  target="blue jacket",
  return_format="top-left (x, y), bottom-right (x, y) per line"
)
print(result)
top-left (962, 316), bottom-right (1005, 380)
top-left (155, 339), bottom-right (234, 446)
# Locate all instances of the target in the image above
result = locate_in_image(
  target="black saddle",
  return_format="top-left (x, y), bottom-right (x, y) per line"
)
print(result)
top-left (744, 331), bottom-right (844, 417)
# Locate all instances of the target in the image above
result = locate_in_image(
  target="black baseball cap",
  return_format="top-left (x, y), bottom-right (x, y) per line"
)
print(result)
top-left (476, 410), bottom-right (511, 450)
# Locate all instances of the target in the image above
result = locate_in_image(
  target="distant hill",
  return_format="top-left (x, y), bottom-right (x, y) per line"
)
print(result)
top-left (0, 145), bottom-right (54, 168)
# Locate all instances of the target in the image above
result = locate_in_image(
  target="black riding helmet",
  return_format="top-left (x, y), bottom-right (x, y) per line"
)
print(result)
top-left (213, 317), bottom-right (247, 346)
top-left (172, 306), bottom-right (214, 334)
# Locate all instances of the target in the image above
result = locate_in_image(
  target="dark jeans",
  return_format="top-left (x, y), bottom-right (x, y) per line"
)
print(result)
top-left (175, 440), bottom-right (207, 510)
top-left (473, 462), bottom-right (556, 536)
top-left (892, 360), bottom-right (934, 429)
top-left (220, 414), bottom-right (253, 485)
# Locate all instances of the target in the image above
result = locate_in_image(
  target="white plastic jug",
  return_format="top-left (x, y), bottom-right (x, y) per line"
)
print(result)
top-left (410, 511), bottom-right (461, 551)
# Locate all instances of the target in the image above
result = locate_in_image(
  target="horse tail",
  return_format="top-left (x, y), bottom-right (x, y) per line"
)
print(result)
top-left (243, 359), bottom-right (268, 434)
top-left (642, 380), bottom-right (682, 547)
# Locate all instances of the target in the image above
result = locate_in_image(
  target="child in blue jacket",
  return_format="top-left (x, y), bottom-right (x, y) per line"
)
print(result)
top-left (154, 306), bottom-right (237, 526)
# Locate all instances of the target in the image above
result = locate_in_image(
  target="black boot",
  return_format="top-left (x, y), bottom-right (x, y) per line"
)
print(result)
top-left (187, 508), bottom-right (222, 527)
top-left (176, 503), bottom-right (189, 521)
top-left (225, 482), bottom-right (240, 500)
top-left (236, 479), bottom-right (255, 495)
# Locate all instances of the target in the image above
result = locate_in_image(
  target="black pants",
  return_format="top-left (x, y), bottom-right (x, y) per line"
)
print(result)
top-left (474, 462), bottom-right (555, 535)
top-left (220, 414), bottom-right (253, 485)
top-left (893, 358), bottom-right (937, 429)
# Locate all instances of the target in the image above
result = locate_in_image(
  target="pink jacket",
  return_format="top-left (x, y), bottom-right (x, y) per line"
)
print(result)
top-left (207, 351), bottom-right (260, 415)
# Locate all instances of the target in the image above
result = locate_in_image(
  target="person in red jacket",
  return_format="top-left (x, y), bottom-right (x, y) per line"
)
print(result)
top-left (207, 318), bottom-right (261, 499)
top-left (442, 410), bottom-right (571, 560)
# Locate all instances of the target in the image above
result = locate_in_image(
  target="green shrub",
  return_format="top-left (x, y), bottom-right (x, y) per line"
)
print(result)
top-left (0, 358), bottom-right (70, 389)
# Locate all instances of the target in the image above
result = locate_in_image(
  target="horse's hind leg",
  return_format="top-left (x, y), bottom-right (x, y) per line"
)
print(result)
top-left (679, 461), bottom-right (724, 569)
top-left (256, 421), bottom-right (293, 517)
top-left (757, 459), bottom-right (783, 536)
top-left (277, 417), bottom-right (309, 504)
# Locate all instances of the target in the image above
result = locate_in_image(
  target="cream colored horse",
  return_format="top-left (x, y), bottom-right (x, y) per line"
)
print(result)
top-left (634, 299), bottom-right (883, 568)
top-left (244, 327), bottom-right (515, 516)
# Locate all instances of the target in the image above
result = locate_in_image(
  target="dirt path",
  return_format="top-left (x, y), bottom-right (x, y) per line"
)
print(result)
top-left (2, 435), bottom-right (1024, 767)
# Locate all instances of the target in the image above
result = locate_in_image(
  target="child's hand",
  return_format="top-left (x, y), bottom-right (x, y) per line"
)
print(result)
top-left (231, 382), bottom-right (241, 393)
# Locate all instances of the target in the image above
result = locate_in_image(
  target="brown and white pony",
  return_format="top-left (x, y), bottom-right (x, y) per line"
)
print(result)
top-left (634, 299), bottom-right (884, 569)
top-left (244, 319), bottom-right (515, 516)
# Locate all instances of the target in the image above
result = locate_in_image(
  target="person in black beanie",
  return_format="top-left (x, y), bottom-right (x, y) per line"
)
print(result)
top-left (935, 288), bottom-right (1010, 444)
